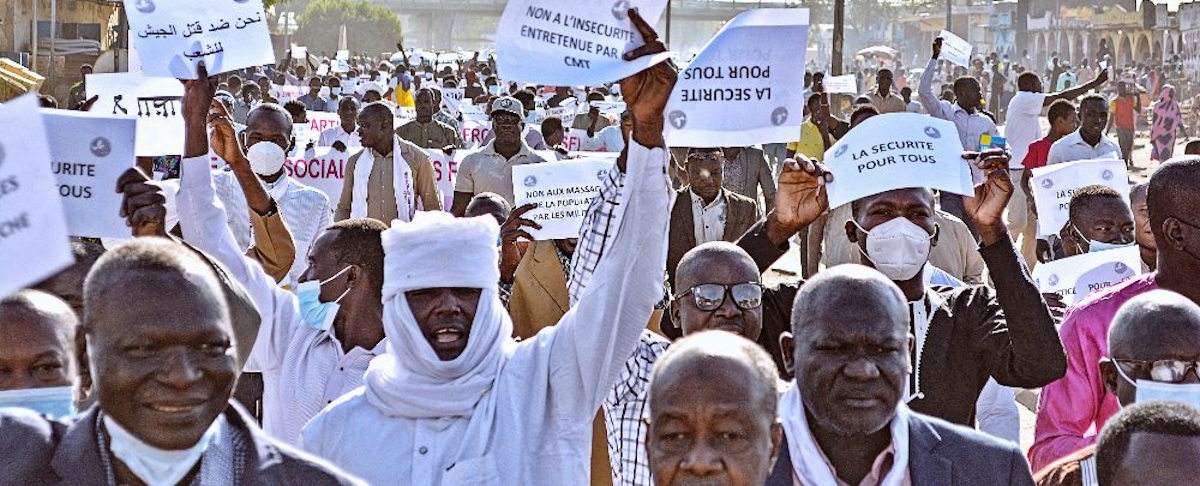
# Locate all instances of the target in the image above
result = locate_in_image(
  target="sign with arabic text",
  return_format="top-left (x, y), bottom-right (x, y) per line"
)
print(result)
top-left (125, 0), bottom-right (274, 79)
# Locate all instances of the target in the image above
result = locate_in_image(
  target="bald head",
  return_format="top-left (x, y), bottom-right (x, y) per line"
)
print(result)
top-left (359, 102), bottom-right (394, 123)
top-left (648, 331), bottom-right (782, 485)
top-left (791, 264), bottom-right (907, 336)
top-left (676, 242), bottom-right (758, 291)
top-left (1109, 290), bottom-right (1200, 358)
top-left (0, 290), bottom-right (78, 391)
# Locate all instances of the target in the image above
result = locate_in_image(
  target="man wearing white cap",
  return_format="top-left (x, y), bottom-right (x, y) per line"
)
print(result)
top-left (449, 95), bottom-right (549, 215)
top-left (300, 10), bottom-right (676, 484)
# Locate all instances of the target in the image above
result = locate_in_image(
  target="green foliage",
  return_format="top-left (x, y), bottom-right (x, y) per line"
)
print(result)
top-left (293, 0), bottom-right (402, 57)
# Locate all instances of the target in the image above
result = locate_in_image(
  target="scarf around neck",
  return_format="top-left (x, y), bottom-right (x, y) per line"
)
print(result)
top-left (351, 135), bottom-right (414, 221)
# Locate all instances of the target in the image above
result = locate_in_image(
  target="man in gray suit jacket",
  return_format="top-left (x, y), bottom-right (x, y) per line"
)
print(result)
top-left (767, 264), bottom-right (1035, 486)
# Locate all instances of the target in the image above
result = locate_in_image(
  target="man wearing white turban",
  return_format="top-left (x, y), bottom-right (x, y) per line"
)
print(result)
top-left (298, 10), bottom-right (677, 485)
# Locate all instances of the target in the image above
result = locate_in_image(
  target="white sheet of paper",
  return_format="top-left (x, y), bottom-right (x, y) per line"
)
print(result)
top-left (292, 46), bottom-right (308, 59)
top-left (336, 50), bottom-right (350, 61)
top-left (284, 147), bottom-right (358, 204)
top-left (512, 157), bottom-right (615, 240)
top-left (426, 149), bottom-right (458, 210)
top-left (823, 113), bottom-right (972, 209)
top-left (1031, 158), bottom-right (1130, 236)
top-left (823, 74), bottom-right (858, 94)
top-left (1032, 246), bottom-right (1142, 306)
top-left (41, 110), bottom-right (136, 239)
top-left (441, 88), bottom-right (465, 117)
top-left (938, 30), bottom-right (973, 67)
top-left (495, 0), bottom-right (671, 85)
top-left (665, 9), bottom-right (809, 147)
top-left (0, 95), bottom-right (74, 299)
top-left (306, 111), bottom-right (343, 140)
top-left (125, 0), bottom-right (274, 79)
top-left (86, 73), bottom-right (185, 157)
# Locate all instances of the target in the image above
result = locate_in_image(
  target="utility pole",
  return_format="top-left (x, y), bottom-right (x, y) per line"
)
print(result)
top-left (832, 0), bottom-right (844, 75)
top-left (946, 0), bottom-right (953, 35)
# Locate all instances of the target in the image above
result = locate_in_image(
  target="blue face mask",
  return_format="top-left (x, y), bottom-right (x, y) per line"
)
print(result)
top-left (0, 386), bottom-right (76, 418)
top-left (296, 266), bottom-right (353, 331)
top-left (1072, 224), bottom-right (1134, 253)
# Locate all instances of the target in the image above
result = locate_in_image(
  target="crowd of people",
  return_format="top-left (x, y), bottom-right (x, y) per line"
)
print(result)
top-left (6, 5), bottom-right (1200, 486)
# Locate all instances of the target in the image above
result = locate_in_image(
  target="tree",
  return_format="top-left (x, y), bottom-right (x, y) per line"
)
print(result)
top-left (293, 0), bottom-right (402, 57)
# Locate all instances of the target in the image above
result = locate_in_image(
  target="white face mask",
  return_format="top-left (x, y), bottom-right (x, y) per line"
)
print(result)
top-left (104, 415), bottom-right (220, 486)
top-left (854, 217), bottom-right (935, 281)
top-left (246, 141), bottom-right (286, 176)
top-left (1114, 359), bottom-right (1200, 409)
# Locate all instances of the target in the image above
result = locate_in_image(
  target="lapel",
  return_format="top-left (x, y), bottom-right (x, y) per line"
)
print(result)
top-left (528, 241), bottom-right (570, 313)
top-left (907, 413), bottom-right (953, 485)
top-left (672, 187), bottom-right (697, 250)
top-left (49, 406), bottom-right (112, 482)
top-left (722, 192), bottom-right (747, 241)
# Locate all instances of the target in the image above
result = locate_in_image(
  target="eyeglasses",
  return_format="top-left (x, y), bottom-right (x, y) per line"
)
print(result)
top-left (1115, 359), bottom-right (1200, 383)
top-left (675, 283), bottom-right (763, 311)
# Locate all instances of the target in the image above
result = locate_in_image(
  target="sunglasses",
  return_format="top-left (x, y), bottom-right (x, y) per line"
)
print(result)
top-left (675, 283), bottom-right (763, 311)
top-left (1115, 359), bottom-right (1200, 383)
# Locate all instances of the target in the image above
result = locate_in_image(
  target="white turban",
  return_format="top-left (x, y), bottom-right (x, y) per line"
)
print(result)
top-left (360, 81), bottom-right (385, 97)
top-left (366, 212), bottom-right (514, 424)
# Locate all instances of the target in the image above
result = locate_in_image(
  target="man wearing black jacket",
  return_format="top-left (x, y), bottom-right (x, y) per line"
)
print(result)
top-left (740, 151), bottom-right (1066, 429)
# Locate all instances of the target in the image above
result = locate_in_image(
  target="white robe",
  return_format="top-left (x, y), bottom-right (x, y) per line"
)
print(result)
top-left (300, 142), bottom-right (671, 485)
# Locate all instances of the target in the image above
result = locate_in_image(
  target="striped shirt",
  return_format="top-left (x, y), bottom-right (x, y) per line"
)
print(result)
top-left (178, 155), bottom-right (385, 446)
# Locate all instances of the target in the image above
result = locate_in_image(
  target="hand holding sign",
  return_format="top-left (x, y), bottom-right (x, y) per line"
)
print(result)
top-left (182, 61), bottom-right (220, 159)
top-left (765, 156), bottom-right (832, 247)
top-left (116, 167), bottom-right (168, 237)
top-left (499, 203), bottom-right (542, 283)
top-left (619, 8), bottom-right (676, 152)
top-left (962, 148), bottom-right (1014, 245)
top-left (207, 96), bottom-right (247, 169)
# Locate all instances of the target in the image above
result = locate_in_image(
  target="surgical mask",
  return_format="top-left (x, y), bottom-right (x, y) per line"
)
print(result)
top-left (488, 85), bottom-right (500, 96)
top-left (0, 386), bottom-right (75, 418)
top-left (104, 415), bottom-right (219, 486)
top-left (331, 87), bottom-right (342, 96)
top-left (853, 218), bottom-right (934, 281)
top-left (1114, 360), bottom-right (1200, 409)
top-left (246, 141), bottom-right (286, 176)
top-left (1071, 224), bottom-right (1134, 253)
top-left (296, 266), bottom-right (353, 331)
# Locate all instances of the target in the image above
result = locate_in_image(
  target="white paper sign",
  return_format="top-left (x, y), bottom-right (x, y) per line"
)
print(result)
top-left (292, 46), bottom-right (308, 60)
top-left (1031, 158), bottom-right (1130, 236)
top-left (86, 73), bottom-right (185, 156)
top-left (512, 158), bottom-right (615, 239)
top-left (823, 74), bottom-right (858, 95)
top-left (426, 149), bottom-right (458, 210)
top-left (336, 50), bottom-right (350, 61)
top-left (938, 30), bottom-right (973, 67)
top-left (284, 147), bottom-right (358, 204)
top-left (823, 113), bottom-right (972, 209)
top-left (441, 88), bottom-right (465, 117)
top-left (307, 110), bottom-right (343, 137)
top-left (664, 9), bottom-right (808, 147)
top-left (1032, 246), bottom-right (1142, 305)
top-left (125, 0), bottom-right (274, 79)
top-left (495, 0), bottom-right (671, 86)
top-left (271, 84), bottom-right (305, 104)
top-left (461, 119), bottom-right (493, 149)
top-left (0, 95), bottom-right (74, 298)
top-left (42, 110), bottom-right (136, 239)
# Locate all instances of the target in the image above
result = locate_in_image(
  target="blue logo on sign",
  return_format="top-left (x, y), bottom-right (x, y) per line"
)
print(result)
top-left (523, 175), bottom-right (538, 188)
top-left (134, 0), bottom-right (155, 13)
top-left (1041, 178), bottom-right (1054, 189)
top-left (1114, 262), bottom-right (1129, 274)
top-left (1101, 169), bottom-right (1114, 180)
top-left (833, 144), bottom-right (849, 158)
top-left (597, 169), bottom-right (606, 181)
top-left (1048, 274), bottom-right (1060, 287)
top-left (923, 126), bottom-right (941, 139)
top-left (90, 137), bottom-right (111, 157)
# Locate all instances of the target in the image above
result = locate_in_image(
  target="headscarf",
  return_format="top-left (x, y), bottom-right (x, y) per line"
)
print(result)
top-left (364, 211), bottom-right (515, 420)
top-left (1151, 84), bottom-right (1184, 161)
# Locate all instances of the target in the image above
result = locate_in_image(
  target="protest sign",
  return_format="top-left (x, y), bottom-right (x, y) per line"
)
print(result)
top-left (591, 100), bottom-right (627, 118)
top-left (822, 113), bottom-right (972, 209)
top-left (495, 0), bottom-right (670, 86)
top-left (426, 149), bottom-right (458, 210)
top-left (462, 119), bottom-right (493, 149)
top-left (1031, 158), bottom-right (1130, 236)
top-left (292, 46), bottom-right (308, 59)
top-left (823, 74), bottom-right (858, 94)
top-left (284, 147), bottom-right (358, 204)
top-left (441, 88), bottom-right (465, 117)
top-left (563, 128), bottom-right (622, 152)
top-left (86, 73), bottom-right (185, 157)
top-left (124, 0), bottom-right (274, 79)
top-left (307, 110), bottom-right (342, 137)
top-left (512, 157), bottom-right (615, 239)
top-left (42, 110), bottom-right (136, 239)
top-left (664, 9), bottom-right (808, 147)
top-left (461, 103), bottom-right (489, 124)
top-left (938, 30), bottom-right (973, 68)
top-left (0, 95), bottom-right (73, 298)
top-left (336, 50), bottom-right (350, 61)
top-left (271, 84), bottom-right (305, 104)
top-left (1032, 246), bottom-right (1142, 305)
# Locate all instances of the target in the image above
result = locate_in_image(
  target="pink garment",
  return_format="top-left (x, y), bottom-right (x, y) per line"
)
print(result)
top-left (1028, 273), bottom-right (1159, 470)
top-left (793, 444), bottom-right (912, 486)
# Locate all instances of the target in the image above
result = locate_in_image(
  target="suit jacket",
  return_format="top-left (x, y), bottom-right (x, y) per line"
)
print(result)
top-left (765, 411), bottom-right (1035, 486)
top-left (0, 402), bottom-right (360, 485)
top-left (666, 187), bottom-right (757, 290)
top-left (722, 147), bottom-right (776, 214)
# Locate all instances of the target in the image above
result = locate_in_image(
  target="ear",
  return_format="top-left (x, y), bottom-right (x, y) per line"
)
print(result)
top-left (288, 136), bottom-right (296, 154)
top-left (1163, 218), bottom-right (1189, 251)
top-left (1100, 359), bottom-right (1120, 396)
top-left (75, 331), bottom-right (93, 402)
top-left (906, 333), bottom-right (916, 374)
top-left (779, 332), bottom-right (796, 375)
top-left (845, 220), bottom-right (859, 244)
top-left (931, 223), bottom-right (940, 248)
top-left (670, 299), bottom-right (683, 332)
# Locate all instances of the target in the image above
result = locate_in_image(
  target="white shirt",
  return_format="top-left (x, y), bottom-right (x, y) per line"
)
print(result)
top-left (177, 155), bottom-right (384, 446)
top-left (905, 100), bottom-right (922, 113)
top-left (300, 141), bottom-right (672, 485)
top-left (919, 57), bottom-right (1000, 151)
top-left (212, 172), bottom-right (333, 289)
top-left (691, 189), bottom-right (727, 245)
top-left (1046, 130), bottom-right (1122, 165)
top-left (579, 125), bottom-right (626, 153)
top-left (317, 126), bottom-right (361, 149)
top-left (1005, 91), bottom-right (1048, 169)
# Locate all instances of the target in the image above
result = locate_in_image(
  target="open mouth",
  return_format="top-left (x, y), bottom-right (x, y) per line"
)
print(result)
top-left (143, 399), bottom-right (207, 421)
top-left (429, 325), bottom-right (468, 352)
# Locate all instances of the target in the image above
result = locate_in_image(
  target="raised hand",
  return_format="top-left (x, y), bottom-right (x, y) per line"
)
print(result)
top-left (962, 148), bottom-right (1013, 245)
top-left (207, 97), bottom-right (245, 168)
top-left (182, 62), bottom-right (220, 158)
top-left (765, 156), bottom-right (833, 246)
top-left (619, 8), bottom-right (676, 149)
top-left (116, 167), bottom-right (167, 237)
top-left (932, 37), bottom-right (943, 60)
top-left (499, 203), bottom-right (543, 283)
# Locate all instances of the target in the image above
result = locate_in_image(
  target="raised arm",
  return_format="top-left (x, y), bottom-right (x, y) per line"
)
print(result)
top-left (1044, 69), bottom-right (1109, 106)
top-left (919, 39), bottom-right (946, 119)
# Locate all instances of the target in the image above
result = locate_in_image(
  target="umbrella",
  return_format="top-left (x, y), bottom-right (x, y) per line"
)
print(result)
top-left (856, 45), bottom-right (899, 58)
